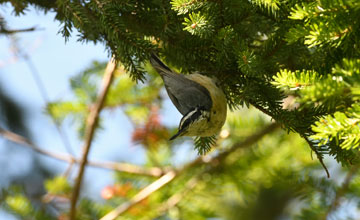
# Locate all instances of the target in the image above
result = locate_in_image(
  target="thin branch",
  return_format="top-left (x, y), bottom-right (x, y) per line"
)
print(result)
top-left (157, 176), bottom-right (198, 214)
top-left (63, 160), bottom-right (75, 177)
top-left (0, 126), bottom-right (163, 177)
top-left (69, 57), bottom-right (117, 220)
top-left (180, 123), bottom-right (281, 170)
top-left (0, 26), bottom-right (41, 34)
top-left (88, 160), bottom-right (165, 177)
top-left (250, 102), bottom-right (274, 118)
top-left (305, 138), bottom-right (330, 178)
top-left (217, 122), bottom-right (280, 161)
top-left (100, 171), bottom-right (177, 220)
top-left (100, 122), bottom-right (280, 219)
top-left (0, 126), bottom-right (73, 162)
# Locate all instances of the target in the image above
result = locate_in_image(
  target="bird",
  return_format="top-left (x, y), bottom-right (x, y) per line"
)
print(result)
top-left (149, 53), bottom-right (227, 140)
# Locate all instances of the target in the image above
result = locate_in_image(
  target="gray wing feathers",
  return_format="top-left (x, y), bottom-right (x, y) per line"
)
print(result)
top-left (150, 54), bottom-right (212, 115)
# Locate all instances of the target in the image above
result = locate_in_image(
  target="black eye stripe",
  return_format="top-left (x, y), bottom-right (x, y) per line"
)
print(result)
top-left (178, 107), bottom-right (210, 133)
top-left (180, 109), bottom-right (201, 130)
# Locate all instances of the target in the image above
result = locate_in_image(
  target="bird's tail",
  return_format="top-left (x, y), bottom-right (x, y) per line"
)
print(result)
top-left (149, 53), bottom-right (173, 76)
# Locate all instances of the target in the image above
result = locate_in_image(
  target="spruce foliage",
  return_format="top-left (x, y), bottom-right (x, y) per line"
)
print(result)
top-left (3, 0), bottom-right (360, 161)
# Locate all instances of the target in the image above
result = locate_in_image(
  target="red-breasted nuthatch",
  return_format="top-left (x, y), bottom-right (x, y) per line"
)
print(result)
top-left (150, 53), bottom-right (227, 140)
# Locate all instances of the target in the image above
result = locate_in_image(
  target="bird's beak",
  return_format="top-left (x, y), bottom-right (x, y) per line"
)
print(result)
top-left (169, 130), bottom-right (186, 141)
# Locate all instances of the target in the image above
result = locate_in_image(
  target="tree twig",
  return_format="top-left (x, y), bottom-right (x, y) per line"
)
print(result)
top-left (69, 57), bottom-right (117, 219)
top-left (0, 127), bottom-right (164, 177)
top-left (100, 122), bottom-right (280, 219)
top-left (88, 160), bottom-right (166, 176)
top-left (100, 170), bottom-right (177, 220)
top-left (0, 26), bottom-right (41, 34)
top-left (217, 122), bottom-right (280, 161)
top-left (305, 137), bottom-right (330, 178)
top-left (157, 175), bottom-right (198, 214)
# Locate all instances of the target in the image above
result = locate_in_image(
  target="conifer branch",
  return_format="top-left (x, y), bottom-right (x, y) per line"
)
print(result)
top-left (69, 58), bottom-right (117, 220)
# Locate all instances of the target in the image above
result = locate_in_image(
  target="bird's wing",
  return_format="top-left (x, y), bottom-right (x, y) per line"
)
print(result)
top-left (150, 54), bottom-right (212, 115)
